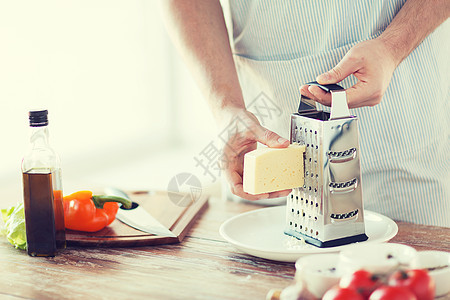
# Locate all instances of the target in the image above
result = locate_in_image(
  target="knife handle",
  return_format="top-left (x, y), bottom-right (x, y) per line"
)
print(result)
top-left (120, 202), bottom-right (139, 210)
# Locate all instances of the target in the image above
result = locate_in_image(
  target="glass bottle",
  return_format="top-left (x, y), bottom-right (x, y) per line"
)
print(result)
top-left (22, 110), bottom-right (66, 257)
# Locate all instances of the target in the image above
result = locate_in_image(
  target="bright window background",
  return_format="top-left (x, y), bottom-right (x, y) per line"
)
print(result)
top-left (0, 0), bottom-right (218, 207)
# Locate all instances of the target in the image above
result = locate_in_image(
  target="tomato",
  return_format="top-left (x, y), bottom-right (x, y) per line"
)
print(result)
top-left (369, 286), bottom-right (417, 300)
top-left (323, 286), bottom-right (364, 300)
top-left (340, 269), bottom-right (381, 299)
top-left (388, 269), bottom-right (435, 300)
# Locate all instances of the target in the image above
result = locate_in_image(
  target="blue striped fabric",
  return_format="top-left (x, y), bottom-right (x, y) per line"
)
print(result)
top-left (226, 0), bottom-right (450, 226)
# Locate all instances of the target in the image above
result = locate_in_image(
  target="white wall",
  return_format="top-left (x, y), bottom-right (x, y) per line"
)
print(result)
top-left (0, 0), bottom-right (217, 205)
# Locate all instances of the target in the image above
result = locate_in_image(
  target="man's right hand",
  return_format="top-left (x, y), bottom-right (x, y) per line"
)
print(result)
top-left (219, 108), bottom-right (292, 201)
top-left (161, 2), bottom-right (291, 201)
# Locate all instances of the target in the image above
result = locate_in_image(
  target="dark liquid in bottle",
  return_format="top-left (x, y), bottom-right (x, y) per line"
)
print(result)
top-left (23, 172), bottom-right (57, 257)
top-left (53, 189), bottom-right (66, 249)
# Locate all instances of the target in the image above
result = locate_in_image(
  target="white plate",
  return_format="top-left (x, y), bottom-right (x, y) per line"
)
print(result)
top-left (219, 206), bottom-right (398, 262)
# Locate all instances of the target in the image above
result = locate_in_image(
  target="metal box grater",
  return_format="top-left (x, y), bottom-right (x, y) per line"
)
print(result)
top-left (284, 81), bottom-right (368, 247)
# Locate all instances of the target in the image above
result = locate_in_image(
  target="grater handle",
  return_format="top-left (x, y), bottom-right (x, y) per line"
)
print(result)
top-left (305, 81), bottom-right (344, 92)
top-left (299, 81), bottom-right (350, 119)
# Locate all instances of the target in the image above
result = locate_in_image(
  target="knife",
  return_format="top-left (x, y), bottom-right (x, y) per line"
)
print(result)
top-left (104, 187), bottom-right (177, 238)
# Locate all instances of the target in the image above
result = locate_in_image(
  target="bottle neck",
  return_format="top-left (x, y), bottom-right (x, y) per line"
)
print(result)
top-left (30, 126), bottom-right (50, 149)
top-left (22, 124), bottom-right (59, 174)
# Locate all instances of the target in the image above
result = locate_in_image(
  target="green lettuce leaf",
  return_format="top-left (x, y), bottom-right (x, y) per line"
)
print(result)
top-left (1, 203), bottom-right (27, 250)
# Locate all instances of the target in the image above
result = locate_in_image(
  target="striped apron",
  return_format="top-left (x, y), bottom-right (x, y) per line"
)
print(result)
top-left (225, 0), bottom-right (450, 226)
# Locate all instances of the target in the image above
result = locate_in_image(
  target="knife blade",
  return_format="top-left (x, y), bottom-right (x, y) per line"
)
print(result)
top-left (104, 187), bottom-right (177, 238)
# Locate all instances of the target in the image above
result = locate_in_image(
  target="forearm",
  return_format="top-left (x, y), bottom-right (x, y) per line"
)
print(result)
top-left (160, 0), bottom-right (245, 122)
top-left (379, 0), bottom-right (450, 65)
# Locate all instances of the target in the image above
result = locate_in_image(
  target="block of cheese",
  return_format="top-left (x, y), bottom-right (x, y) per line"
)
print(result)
top-left (243, 144), bottom-right (306, 195)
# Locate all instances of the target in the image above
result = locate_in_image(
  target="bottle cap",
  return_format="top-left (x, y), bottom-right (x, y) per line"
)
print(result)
top-left (29, 110), bottom-right (49, 127)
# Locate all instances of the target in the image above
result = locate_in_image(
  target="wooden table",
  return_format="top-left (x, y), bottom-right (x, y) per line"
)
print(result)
top-left (0, 196), bottom-right (449, 300)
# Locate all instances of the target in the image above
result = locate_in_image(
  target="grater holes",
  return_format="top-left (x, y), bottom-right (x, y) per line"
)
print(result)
top-left (330, 209), bottom-right (359, 220)
top-left (329, 178), bottom-right (357, 189)
top-left (289, 221), bottom-right (292, 225)
top-left (291, 208), bottom-right (294, 213)
top-left (310, 229), bottom-right (313, 234)
top-left (327, 148), bottom-right (357, 162)
top-left (314, 216), bottom-right (318, 221)
top-left (316, 231), bottom-right (319, 236)
top-left (299, 225), bottom-right (302, 229)
top-left (294, 223), bottom-right (297, 228)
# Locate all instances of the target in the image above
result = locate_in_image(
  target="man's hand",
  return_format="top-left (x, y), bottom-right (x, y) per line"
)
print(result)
top-left (300, 38), bottom-right (398, 108)
top-left (220, 108), bottom-right (292, 201)
top-left (161, 1), bottom-right (291, 201)
top-left (300, 0), bottom-right (450, 108)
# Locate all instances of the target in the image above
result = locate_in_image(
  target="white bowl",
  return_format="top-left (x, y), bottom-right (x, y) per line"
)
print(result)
top-left (411, 251), bottom-right (450, 297)
top-left (339, 243), bottom-right (417, 274)
top-left (295, 253), bottom-right (343, 298)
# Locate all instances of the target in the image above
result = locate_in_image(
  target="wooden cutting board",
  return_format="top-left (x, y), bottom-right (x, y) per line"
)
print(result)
top-left (66, 190), bottom-right (209, 247)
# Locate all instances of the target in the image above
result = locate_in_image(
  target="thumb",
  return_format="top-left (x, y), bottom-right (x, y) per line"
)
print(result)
top-left (253, 126), bottom-right (289, 148)
top-left (316, 53), bottom-right (360, 84)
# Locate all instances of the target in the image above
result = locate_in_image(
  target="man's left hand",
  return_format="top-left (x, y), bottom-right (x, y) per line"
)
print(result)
top-left (300, 38), bottom-right (398, 108)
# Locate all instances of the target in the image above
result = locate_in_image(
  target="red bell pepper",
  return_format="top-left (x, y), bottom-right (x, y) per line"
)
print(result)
top-left (63, 190), bottom-right (132, 232)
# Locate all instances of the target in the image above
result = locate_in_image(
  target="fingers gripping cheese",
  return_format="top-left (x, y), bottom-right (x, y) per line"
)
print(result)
top-left (243, 144), bottom-right (306, 195)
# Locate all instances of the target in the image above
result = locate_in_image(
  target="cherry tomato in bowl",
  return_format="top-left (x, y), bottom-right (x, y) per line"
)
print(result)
top-left (323, 286), bottom-right (364, 300)
top-left (369, 286), bottom-right (417, 300)
top-left (388, 269), bottom-right (435, 300)
top-left (340, 269), bottom-right (382, 299)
